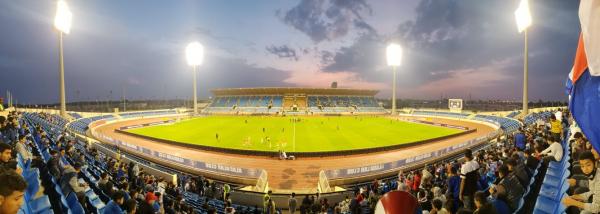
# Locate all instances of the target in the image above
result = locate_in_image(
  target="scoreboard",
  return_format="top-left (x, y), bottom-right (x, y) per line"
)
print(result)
top-left (448, 99), bottom-right (463, 112)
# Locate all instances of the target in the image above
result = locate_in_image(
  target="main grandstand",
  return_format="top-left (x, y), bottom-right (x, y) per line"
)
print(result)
top-left (204, 87), bottom-right (385, 114)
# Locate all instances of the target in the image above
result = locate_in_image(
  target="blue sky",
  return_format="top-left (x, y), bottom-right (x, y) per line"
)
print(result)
top-left (0, 0), bottom-right (580, 104)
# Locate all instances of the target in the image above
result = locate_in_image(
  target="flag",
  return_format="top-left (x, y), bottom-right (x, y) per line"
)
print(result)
top-left (569, 0), bottom-right (600, 152)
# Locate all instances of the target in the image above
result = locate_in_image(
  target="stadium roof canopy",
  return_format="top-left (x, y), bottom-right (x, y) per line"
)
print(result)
top-left (210, 87), bottom-right (379, 96)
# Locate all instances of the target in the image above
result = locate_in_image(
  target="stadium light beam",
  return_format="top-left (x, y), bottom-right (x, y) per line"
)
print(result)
top-left (515, 0), bottom-right (532, 115)
top-left (386, 43), bottom-right (402, 115)
top-left (54, 0), bottom-right (72, 118)
top-left (186, 42), bottom-right (204, 115)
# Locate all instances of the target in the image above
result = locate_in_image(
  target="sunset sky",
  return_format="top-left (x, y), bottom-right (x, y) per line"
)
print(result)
top-left (0, 0), bottom-right (581, 104)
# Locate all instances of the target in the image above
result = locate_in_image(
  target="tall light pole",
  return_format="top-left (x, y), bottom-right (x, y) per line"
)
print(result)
top-left (515, 0), bottom-right (532, 115)
top-left (386, 43), bottom-right (403, 115)
top-left (54, 0), bottom-right (72, 117)
top-left (186, 42), bottom-right (204, 115)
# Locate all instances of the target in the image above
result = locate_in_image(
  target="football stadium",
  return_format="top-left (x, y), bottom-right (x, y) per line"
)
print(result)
top-left (1, 1), bottom-right (599, 214)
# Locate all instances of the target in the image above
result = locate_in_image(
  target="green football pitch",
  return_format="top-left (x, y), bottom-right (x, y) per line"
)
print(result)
top-left (125, 116), bottom-right (463, 152)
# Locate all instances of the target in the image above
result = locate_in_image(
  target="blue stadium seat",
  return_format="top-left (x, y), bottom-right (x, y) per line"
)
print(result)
top-left (29, 195), bottom-right (52, 214)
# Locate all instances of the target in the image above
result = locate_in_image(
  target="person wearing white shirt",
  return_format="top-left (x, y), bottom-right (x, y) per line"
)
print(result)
top-left (14, 135), bottom-right (32, 161)
top-left (541, 140), bottom-right (563, 163)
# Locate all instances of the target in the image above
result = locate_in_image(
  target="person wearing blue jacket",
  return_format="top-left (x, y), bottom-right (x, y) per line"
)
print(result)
top-left (102, 191), bottom-right (125, 214)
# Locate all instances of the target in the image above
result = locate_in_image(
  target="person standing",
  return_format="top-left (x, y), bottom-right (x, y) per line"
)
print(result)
top-left (289, 192), bottom-right (297, 214)
top-left (514, 128), bottom-right (526, 151)
top-left (263, 190), bottom-right (272, 211)
top-left (459, 149), bottom-right (479, 210)
top-left (549, 114), bottom-right (562, 141)
top-left (223, 183), bottom-right (231, 201)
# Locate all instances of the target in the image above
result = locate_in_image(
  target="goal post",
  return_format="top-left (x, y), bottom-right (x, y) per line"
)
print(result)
top-left (317, 170), bottom-right (332, 193)
top-left (253, 169), bottom-right (269, 193)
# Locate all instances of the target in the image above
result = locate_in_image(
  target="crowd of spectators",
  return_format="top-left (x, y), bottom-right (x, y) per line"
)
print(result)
top-left (2, 107), bottom-right (594, 214)
top-left (336, 109), bottom-right (581, 214)
top-left (1, 111), bottom-right (252, 214)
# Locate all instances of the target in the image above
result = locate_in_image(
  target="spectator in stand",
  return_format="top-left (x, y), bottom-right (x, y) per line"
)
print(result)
top-left (459, 149), bottom-right (479, 210)
top-left (430, 199), bottom-right (449, 214)
top-left (121, 182), bottom-right (131, 201)
top-left (14, 135), bottom-right (32, 161)
top-left (523, 149), bottom-right (539, 171)
top-left (505, 158), bottom-right (529, 188)
top-left (98, 172), bottom-right (111, 192)
top-left (47, 150), bottom-right (61, 179)
top-left (493, 165), bottom-right (524, 211)
top-left (103, 180), bottom-right (115, 198)
top-left (60, 163), bottom-right (88, 202)
top-left (562, 151), bottom-right (600, 213)
top-left (514, 128), bottom-right (526, 151)
top-left (572, 132), bottom-right (587, 161)
top-left (125, 199), bottom-right (137, 214)
top-left (549, 114), bottom-right (562, 140)
top-left (101, 191), bottom-right (124, 214)
top-left (164, 199), bottom-right (176, 214)
top-left (417, 188), bottom-right (431, 211)
top-left (431, 186), bottom-right (446, 205)
top-left (412, 171), bottom-right (421, 192)
top-left (139, 192), bottom-right (157, 214)
top-left (422, 166), bottom-right (433, 188)
top-left (153, 192), bottom-right (162, 213)
top-left (540, 138), bottom-right (563, 164)
top-left (446, 166), bottom-right (461, 213)
top-left (0, 143), bottom-right (19, 175)
top-left (349, 191), bottom-right (362, 214)
top-left (473, 191), bottom-right (497, 214)
top-left (488, 184), bottom-right (511, 214)
top-left (372, 179), bottom-right (379, 193)
top-left (0, 170), bottom-right (27, 214)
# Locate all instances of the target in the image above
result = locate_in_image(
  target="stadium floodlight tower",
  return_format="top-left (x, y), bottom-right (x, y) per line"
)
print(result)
top-left (515, 0), bottom-right (532, 115)
top-left (186, 42), bottom-right (204, 115)
top-left (386, 43), bottom-right (402, 115)
top-left (54, 0), bottom-right (72, 118)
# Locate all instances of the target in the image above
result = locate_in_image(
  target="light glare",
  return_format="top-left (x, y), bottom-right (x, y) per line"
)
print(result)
top-left (54, 0), bottom-right (72, 34)
top-left (386, 43), bottom-right (402, 66)
top-left (515, 0), bottom-right (532, 33)
top-left (186, 42), bottom-right (204, 66)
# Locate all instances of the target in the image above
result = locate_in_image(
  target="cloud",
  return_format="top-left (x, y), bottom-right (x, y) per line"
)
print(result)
top-left (284, 69), bottom-right (387, 90)
top-left (265, 45), bottom-right (299, 61)
top-left (398, 56), bottom-right (521, 99)
top-left (319, 0), bottom-right (579, 101)
top-left (279, 0), bottom-right (374, 43)
top-left (321, 33), bottom-right (385, 77)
